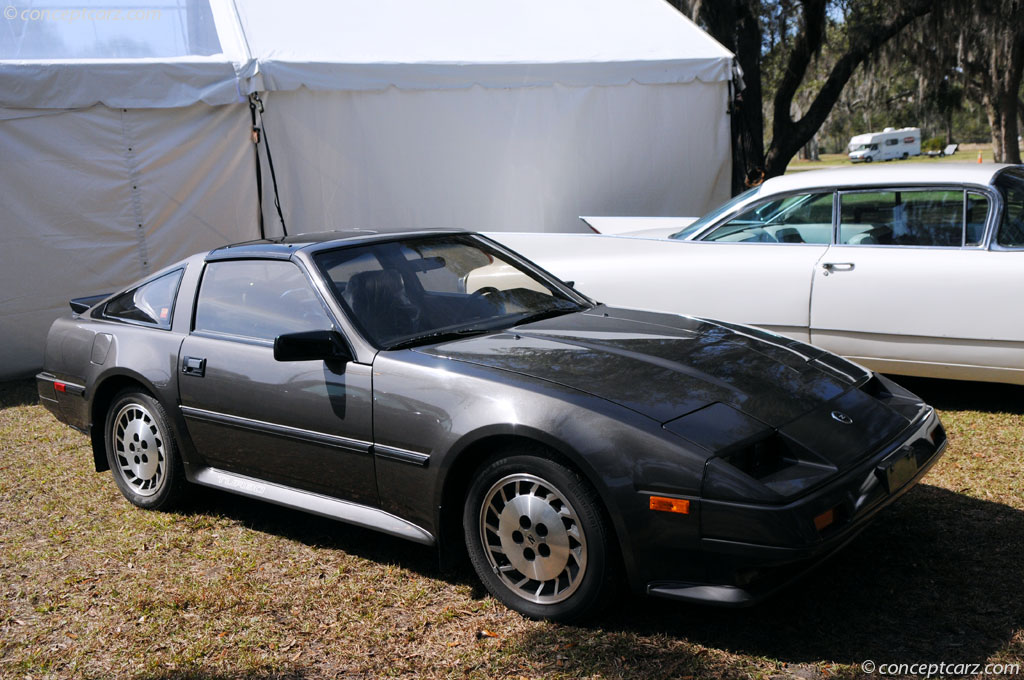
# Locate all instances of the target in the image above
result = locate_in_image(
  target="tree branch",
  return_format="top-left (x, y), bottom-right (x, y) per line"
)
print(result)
top-left (765, 0), bottom-right (934, 176)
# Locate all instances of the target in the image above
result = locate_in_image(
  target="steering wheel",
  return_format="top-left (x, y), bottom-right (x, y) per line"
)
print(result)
top-left (471, 286), bottom-right (501, 300)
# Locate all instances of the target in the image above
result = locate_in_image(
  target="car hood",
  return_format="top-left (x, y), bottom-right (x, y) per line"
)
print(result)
top-left (415, 306), bottom-right (872, 428)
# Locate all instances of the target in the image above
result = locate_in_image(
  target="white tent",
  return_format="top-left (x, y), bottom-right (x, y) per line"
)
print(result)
top-left (0, 0), bottom-right (734, 379)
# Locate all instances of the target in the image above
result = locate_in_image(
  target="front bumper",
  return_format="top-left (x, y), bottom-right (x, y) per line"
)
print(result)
top-left (646, 405), bottom-right (946, 606)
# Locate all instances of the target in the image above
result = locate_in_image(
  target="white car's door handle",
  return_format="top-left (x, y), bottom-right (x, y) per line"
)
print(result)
top-left (822, 262), bottom-right (855, 272)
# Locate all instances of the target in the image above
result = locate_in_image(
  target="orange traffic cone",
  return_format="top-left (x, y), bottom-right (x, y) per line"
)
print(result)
top-left (977, 150), bottom-right (983, 163)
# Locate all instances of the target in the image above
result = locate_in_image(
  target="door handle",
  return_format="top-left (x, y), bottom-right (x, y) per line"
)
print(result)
top-left (182, 356), bottom-right (206, 377)
top-left (822, 262), bottom-right (855, 275)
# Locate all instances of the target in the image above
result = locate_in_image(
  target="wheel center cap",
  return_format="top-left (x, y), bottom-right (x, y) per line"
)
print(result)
top-left (497, 496), bottom-right (571, 581)
top-left (124, 420), bottom-right (159, 478)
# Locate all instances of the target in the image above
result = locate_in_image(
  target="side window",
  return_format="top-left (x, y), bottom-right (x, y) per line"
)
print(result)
top-left (701, 193), bottom-right (833, 244)
top-left (194, 260), bottom-right (332, 342)
top-left (965, 192), bottom-right (989, 246)
top-left (995, 171), bottom-right (1024, 248)
top-left (839, 190), bottom-right (964, 246)
top-left (885, 138), bottom-right (899, 146)
top-left (103, 269), bottom-right (183, 329)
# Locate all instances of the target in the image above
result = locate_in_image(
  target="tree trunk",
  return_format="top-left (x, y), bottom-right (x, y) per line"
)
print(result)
top-left (984, 82), bottom-right (1023, 165)
top-left (802, 137), bottom-right (820, 161)
top-left (996, 94), bottom-right (1022, 164)
top-left (983, 93), bottom-right (1004, 162)
top-left (683, 0), bottom-right (765, 193)
top-left (982, 9), bottom-right (1024, 164)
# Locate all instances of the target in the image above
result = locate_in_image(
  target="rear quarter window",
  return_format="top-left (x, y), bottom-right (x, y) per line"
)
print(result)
top-left (995, 170), bottom-right (1024, 248)
top-left (102, 269), bottom-right (183, 329)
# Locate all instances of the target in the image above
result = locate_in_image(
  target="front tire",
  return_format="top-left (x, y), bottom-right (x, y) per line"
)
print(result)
top-left (464, 454), bottom-right (615, 622)
top-left (105, 389), bottom-right (187, 510)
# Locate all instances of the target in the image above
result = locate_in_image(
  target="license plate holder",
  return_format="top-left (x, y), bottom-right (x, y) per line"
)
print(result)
top-left (881, 450), bottom-right (918, 493)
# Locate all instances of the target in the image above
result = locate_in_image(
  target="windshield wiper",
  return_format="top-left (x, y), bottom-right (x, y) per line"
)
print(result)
top-left (510, 306), bottom-right (583, 328)
top-left (385, 327), bottom-right (494, 350)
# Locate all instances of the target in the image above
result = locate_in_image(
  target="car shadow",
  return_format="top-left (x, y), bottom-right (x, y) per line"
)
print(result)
top-left (892, 374), bottom-right (1024, 415)
top-left (0, 378), bottom-right (39, 408)
top-left (137, 672), bottom-right (309, 680)
top-left (187, 478), bottom-right (1024, 673)
top-left (180, 486), bottom-right (481, 590)
top-left (518, 484), bottom-right (1023, 674)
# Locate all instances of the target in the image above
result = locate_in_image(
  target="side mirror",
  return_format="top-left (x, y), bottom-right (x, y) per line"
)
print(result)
top-left (274, 330), bottom-right (353, 363)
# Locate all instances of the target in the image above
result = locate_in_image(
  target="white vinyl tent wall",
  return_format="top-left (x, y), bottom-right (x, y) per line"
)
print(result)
top-left (256, 81), bottom-right (730, 235)
top-left (0, 0), bottom-right (734, 380)
top-left (0, 104), bottom-right (258, 379)
top-left (238, 0), bottom-right (734, 236)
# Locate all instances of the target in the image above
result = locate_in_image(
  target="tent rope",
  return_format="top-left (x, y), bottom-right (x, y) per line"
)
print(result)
top-left (249, 92), bottom-right (289, 237)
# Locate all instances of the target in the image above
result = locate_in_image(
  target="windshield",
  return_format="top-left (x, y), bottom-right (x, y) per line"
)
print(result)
top-left (668, 186), bottom-right (762, 240)
top-left (314, 234), bottom-right (589, 349)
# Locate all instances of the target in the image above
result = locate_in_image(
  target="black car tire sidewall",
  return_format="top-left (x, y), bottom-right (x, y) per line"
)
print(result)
top-left (105, 389), bottom-right (186, 511)
top-left (464, 454), bottom-right (614, 622)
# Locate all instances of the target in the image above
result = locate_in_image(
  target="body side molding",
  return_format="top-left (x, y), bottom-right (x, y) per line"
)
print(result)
top-left (190, 467), bottom-right (435, 546)
top-left (180, 405), bottom-right (373, 454)
top-left (373, 444), bottom-right (430, 467)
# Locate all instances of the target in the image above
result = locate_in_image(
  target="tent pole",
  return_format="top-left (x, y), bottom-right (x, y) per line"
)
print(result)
top-left (249, 95), bottom-right (266, 240)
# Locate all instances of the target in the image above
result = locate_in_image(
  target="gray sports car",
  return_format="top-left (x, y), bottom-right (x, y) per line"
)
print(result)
top-left (37, 230), bottom-right (946, 621)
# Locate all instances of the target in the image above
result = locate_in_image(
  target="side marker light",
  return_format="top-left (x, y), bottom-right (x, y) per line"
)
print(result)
top-left (649, 496), bottom-right (690, 514)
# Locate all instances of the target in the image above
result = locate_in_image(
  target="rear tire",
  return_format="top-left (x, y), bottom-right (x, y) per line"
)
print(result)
top-left (464, 453), bottom-right (616, 622)
top-left (104, 389), bottom-right (187, 511)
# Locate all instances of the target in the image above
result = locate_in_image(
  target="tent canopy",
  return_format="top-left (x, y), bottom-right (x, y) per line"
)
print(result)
top-left (236, 0), bottom-right (732, 92)
top-left (0, 0), bottom-right (733, 108)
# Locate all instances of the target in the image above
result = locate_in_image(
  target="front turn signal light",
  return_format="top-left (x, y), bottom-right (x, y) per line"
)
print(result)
top-left (813, 508), bottom-right (835, 531)
top-left (649, 496), bottom-right (690, 514)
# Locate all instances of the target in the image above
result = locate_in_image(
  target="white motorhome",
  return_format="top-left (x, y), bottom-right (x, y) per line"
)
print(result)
top-left (848, 127), bottom-right (921, 162)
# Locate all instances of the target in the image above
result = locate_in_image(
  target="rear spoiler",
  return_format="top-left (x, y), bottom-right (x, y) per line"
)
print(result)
top-left (70, 293), bottom-right (111, 315)
top-left (579, 215), bottom-right (699, 235)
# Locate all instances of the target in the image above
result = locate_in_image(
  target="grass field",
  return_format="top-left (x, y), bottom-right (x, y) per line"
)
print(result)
top-left (786, 142), bottom-right (998, 171)
top-left (2, 376), bottom-right (1023, 679)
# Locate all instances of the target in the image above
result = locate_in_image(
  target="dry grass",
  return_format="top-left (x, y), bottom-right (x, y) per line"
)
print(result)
top-left (1, 376), bottom-right (1022, 679)
top-left (786, 142), bottom-right (999, 171)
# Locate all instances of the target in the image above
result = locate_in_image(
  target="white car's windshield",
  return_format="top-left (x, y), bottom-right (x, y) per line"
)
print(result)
top-left (314, 234), bottom-right (589, 349)
top-left (669, 186), bottom-right (762, 240)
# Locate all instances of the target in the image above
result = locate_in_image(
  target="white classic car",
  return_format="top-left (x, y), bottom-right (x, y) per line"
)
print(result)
top-left (491, 164), bottom-right (1024, 384)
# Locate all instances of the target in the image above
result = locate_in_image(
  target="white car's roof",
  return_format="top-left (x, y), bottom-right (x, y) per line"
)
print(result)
top-left (761, 163), bottom-right (1014, 195)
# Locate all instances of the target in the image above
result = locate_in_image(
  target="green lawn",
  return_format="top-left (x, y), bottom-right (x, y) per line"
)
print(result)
top-left (787, 143), bottom-right (996, 172)
top-left (2, 377), bottom-right (1022, 679)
